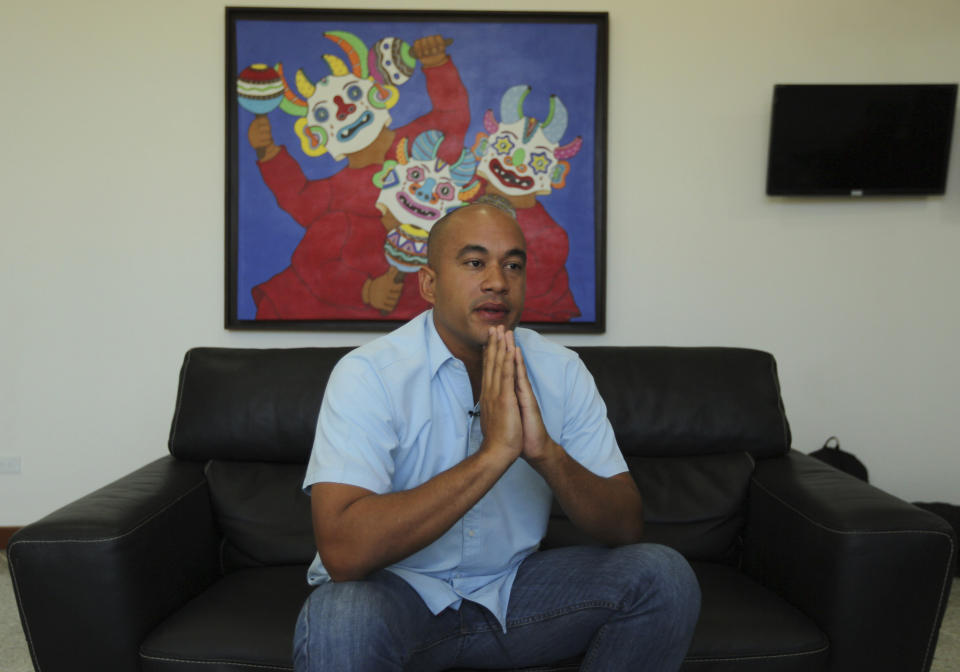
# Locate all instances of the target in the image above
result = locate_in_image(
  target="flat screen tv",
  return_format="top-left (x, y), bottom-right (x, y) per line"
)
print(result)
top-left (766, 84), bottom-right (957, 196)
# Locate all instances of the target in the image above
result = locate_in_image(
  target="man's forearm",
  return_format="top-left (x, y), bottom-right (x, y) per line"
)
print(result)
top-left (512, 336), bottom-right (640, 545)
top-left (313, 442), bottom-right (514, 582)
top-left (529, 440), bottom-right (644, 546)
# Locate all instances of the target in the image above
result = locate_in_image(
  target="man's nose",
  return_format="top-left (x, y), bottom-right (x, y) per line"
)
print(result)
top-left (333, 95), bottom-right (356, 121)
top-left (481, 264), bottom-right (508, 293)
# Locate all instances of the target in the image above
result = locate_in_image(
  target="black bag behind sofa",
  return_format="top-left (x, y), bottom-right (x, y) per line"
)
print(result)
top-left (8, 346), bottom-right (956, 672)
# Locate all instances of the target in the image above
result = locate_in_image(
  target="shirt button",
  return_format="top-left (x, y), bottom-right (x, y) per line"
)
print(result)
top-left (467, 529), bottom-right (476, 537)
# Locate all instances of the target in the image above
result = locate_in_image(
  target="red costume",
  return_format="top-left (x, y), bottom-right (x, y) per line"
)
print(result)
top-left (513, 199), bottom-right (581, 323)
top-left (252, 59), bottom-right (468, 321)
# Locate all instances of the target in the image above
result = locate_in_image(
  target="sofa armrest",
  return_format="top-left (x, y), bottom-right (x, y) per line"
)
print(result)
top-left (742, 450), bottom-right (956, 672)
top-left (8, 455), bottom-right (220, 672)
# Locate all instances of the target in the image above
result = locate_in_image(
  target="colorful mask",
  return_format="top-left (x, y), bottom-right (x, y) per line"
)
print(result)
top-left (473, 85), bottom-right (583, 197)
top-left (273, 31), bottom-right (401, 160)
top-left (373, 130), bottom-right (480, 271)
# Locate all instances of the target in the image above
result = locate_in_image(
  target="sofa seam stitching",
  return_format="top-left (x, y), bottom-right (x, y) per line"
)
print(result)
top-left (139, 652), bottom-right (290, 670)
top-left (684, 642), bottom-right (829, 662)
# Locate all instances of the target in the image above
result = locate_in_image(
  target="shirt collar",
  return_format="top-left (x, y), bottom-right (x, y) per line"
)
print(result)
top-left (424, 309), bottom-right (456, 379)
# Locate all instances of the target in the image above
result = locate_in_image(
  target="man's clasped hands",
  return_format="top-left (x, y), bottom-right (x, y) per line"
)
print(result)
top-left (479, 325), bottom-right (557, 466)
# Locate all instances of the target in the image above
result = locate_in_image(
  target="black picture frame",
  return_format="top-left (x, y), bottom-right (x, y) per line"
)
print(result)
top-left (226, 7), bottom-right (608, 332)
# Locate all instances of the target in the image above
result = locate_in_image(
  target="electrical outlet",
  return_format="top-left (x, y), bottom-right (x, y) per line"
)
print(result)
top-left (0, 456), bottom-right (21, 474)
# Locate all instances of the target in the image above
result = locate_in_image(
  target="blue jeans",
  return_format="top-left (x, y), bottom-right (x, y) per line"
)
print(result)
top-left (293, 544), bottom-right (701, 671)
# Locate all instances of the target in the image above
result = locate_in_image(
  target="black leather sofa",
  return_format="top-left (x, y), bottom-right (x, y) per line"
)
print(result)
top-left (8, 346), bottom-right (956, 672)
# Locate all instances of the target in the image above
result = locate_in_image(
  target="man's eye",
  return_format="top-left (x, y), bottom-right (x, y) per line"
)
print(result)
top-left (506, 262), bottom-right (524, 271)
top-left (466, 259), bottom-right (482, 268)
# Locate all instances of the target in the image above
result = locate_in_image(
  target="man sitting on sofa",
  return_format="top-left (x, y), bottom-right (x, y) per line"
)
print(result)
top-left (294, 195), bottom-right (701, 671)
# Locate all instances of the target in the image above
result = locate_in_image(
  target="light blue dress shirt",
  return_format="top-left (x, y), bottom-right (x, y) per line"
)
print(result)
top-left (303, 310), bottom-right (628, 630)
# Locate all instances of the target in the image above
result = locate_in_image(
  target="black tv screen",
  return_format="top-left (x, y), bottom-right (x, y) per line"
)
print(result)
top-left (766, 84), bottom-right (957, 196)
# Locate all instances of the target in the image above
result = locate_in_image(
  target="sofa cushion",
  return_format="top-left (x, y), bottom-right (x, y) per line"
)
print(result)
top-left (170, 347), bottom-right (791, 464)
top-left (682, 561), bottom-right (828, 672)
top-left (169, 347), bottom-right (353, 462)
top-left (208, 453), bottom-right (754, 569)
top-left (138, 561), bottom-right (827, 672)
top-left (140, 565), bottom-right (312, 672)
top-left (544, 453), bottom-right (754, 562)
top-left (573, 347), bottom-right (791, 459)
top-left (206, 461), bottom-right (315, 570)
top-left (632, 452), bottom-right (755, 561)
top-left (206, 451), bottom-right (757, 571)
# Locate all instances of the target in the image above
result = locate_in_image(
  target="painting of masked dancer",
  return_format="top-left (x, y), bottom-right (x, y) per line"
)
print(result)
top-left (226, 9), bottom-right (608, 331)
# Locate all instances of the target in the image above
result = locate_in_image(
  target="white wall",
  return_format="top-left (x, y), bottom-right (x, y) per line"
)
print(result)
top-left (2, 0), bottom-right (958, 525)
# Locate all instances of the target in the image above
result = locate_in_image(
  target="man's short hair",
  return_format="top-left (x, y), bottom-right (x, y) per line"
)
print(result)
top-left (426, 195), bottom-right (518, 268)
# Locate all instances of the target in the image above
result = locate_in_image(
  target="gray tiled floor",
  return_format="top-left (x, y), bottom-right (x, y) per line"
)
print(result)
top-left (1, 550), bottom-right (957, 672)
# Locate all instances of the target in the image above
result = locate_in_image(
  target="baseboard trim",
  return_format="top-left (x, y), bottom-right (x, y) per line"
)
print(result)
top-left (1, 527), bottom-right (22, 550)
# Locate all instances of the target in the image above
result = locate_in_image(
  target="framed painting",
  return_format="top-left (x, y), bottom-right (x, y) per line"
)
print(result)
top-left (226, 8), bottom-right (608, 331)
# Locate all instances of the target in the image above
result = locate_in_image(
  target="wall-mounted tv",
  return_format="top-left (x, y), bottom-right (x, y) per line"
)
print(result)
top-left (766, 84), bottom-right (957, 196)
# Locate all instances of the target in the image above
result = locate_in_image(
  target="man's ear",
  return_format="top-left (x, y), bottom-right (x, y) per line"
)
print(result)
top-left (418, 265), bottom-right (437, 305)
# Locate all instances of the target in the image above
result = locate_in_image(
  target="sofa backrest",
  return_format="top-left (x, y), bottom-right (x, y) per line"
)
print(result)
top-left (169, 347), bottom-right (352, 463)
top-left (168, 346), bottom-right (791, 570)
top-left (576, 347), bottom-right (790, 459)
